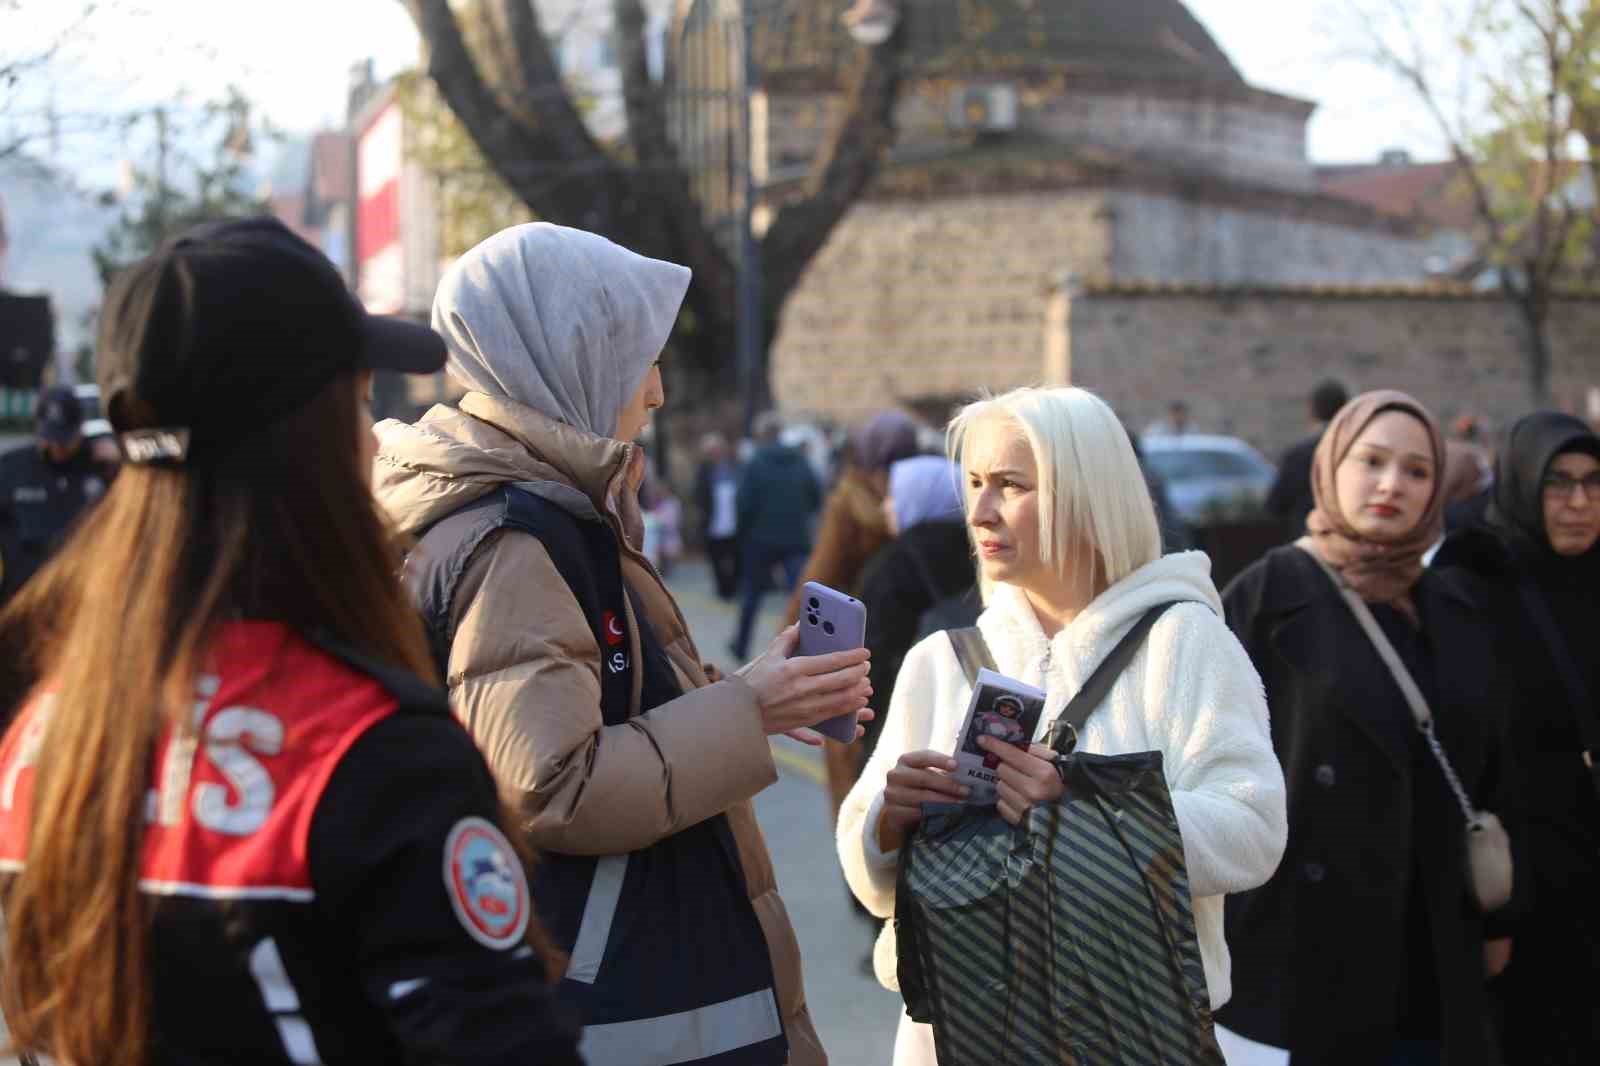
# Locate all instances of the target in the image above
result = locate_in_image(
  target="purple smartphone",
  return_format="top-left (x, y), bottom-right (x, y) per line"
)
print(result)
top-left (795, 581), bottom-right (868, 743)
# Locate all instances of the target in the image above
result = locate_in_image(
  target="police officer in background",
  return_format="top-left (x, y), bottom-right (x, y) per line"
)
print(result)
top-left (0, 384), bottom-right (109, 602)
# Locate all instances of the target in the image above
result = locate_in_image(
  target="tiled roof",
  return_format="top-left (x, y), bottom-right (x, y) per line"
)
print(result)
top-left (1317, 161), bottom-right (1474, 229)
top-left (749, 0), bottom-right (1246, 88)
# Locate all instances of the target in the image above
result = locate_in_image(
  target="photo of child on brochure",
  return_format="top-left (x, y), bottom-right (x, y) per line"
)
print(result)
top-left (955, 669), bottom-right (1047, 805)
top-left (962, 693), bottom-right (1030, 767)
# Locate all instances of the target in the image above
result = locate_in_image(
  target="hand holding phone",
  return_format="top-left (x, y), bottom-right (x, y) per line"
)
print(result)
top-left (737, 595), bottom-right (871, 742)
top-left (794, 582), bottom-right (869, 743)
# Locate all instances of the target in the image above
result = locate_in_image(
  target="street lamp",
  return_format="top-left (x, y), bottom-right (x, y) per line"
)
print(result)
top-left (716, 0), bottom-right (775, 436)
top-left (715, 1), bottom-right (897, 433)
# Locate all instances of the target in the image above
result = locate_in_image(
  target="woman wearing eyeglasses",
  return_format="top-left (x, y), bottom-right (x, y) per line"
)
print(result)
top-left (1433, 412), bottom-right (1600, 1065)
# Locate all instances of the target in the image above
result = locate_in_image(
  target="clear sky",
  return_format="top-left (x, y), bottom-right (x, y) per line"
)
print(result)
top-left (7, 0), bottom-right (1448, 176)
top-left (1183, 0), bottom-right (1448, 164)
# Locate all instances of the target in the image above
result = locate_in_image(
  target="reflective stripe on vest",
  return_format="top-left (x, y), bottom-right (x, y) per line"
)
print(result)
top-left (564, 853), bottom-right (627, 984)
top-left (578, 989), bottom-right (784, 1066)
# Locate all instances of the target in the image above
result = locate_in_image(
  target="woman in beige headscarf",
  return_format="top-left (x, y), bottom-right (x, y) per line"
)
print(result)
top-left (1213, 391), bottom-right (1518, 1066)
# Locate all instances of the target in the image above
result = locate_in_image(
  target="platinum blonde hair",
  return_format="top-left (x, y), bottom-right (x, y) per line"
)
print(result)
top-left (947, 386), bottom-right (1162, 593)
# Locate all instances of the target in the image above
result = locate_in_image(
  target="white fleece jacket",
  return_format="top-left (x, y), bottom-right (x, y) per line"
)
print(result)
top-left (837, 551), bottom-right (1287, 1065)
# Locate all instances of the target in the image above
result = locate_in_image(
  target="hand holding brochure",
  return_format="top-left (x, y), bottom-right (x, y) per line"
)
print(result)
top-left (955, 668), bottom-right (1048, 806)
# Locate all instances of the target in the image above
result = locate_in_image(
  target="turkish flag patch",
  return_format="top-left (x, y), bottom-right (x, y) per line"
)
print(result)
top-left (602, 611), bottom-right (626, 648)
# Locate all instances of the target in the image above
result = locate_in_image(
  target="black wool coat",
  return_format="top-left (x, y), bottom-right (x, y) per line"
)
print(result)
top-left (857, 519), bottom-right (975, 749)
top-left (1215, 545), bottom-right (1515, 1065)
top-left (1431, 409), bottom-right (1600, 1065)
top-left (1433, 525), bottom-right (1600, 1064)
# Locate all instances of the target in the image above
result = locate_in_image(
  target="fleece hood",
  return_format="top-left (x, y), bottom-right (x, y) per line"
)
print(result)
top-left (977, 550), bottom-right (1222, 670)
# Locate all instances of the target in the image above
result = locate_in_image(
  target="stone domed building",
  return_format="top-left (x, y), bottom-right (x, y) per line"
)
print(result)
top-left (670, 2), bottom-right (1597, 448)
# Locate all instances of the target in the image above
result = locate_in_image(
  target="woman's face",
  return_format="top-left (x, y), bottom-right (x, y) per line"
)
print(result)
top-left (966, 423), bottom-right (1048, 591)
top-left (1333, 410), bottom-right (1437, 541)
top-left (615, 363), bottom-right (665, 443)
top-left (1542, 450), bottom-right (1600, 557)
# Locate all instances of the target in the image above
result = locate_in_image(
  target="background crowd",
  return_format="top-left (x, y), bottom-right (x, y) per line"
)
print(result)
top-left (0, 218), bottom-right (1594, 1066)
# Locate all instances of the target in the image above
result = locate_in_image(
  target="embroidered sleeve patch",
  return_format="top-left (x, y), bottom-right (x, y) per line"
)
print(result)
top-left (443, 817), bottom-right (530, 950)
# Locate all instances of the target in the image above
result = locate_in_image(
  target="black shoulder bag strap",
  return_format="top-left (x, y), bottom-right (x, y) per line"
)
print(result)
top-left (947, 627), bottom-right (997, 685)
top-left (946, 605), bottom-right (1179, 755)
top-left (1515, 580), bottom-right (1600, 788)
top-left (1049, 603), bottom-right (1179, 755)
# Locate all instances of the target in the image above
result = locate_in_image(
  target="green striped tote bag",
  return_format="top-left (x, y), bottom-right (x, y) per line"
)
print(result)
top-left (895, 609), bottom-right (1224, 1065)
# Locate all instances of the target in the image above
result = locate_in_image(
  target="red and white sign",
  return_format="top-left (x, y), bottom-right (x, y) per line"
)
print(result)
top-left (357, 101), bottom-right (405, 314)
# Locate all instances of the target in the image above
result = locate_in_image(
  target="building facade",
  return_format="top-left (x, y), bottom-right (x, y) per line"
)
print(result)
top-left (669, 1), bottom-right (1593, 443)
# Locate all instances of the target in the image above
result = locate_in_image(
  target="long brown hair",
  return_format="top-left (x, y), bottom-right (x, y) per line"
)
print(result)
top-left (0, 371), bottom-right (436, 1065)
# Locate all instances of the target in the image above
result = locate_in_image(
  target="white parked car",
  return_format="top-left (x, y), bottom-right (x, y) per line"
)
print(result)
top-left (1140, 434), bottom-right (1276, 525)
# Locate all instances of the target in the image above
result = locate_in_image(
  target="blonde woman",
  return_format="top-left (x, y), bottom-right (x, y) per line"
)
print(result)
top-left (836, 386), bottom-right (1287, 1065)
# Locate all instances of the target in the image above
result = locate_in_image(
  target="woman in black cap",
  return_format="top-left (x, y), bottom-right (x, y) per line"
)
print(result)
top-left (1433, 411), bottom-right (1600, 1065)
top-left (0, 217), bottom-right (580, 1066)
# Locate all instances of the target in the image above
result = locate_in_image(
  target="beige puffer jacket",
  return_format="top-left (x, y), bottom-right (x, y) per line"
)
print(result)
top-left (375, 391), bottom-right (826, 1065)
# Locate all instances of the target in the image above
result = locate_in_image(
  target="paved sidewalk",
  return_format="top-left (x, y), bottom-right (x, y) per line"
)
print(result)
top-left (664, 557), bottom-right (903, 1066)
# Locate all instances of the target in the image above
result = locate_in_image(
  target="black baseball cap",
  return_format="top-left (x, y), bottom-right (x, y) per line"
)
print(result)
top-left (35, 385), bottom-right (84, 446)
top-left (97, 216), bottom-right (445, 464)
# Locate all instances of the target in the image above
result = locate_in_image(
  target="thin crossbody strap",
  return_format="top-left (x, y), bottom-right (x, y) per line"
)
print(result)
top-left (948, 608), bottom-right (1178, 754)
top-left (1049, 603), bottom-right (1178, 754)
top-left (947, 627), bottom-right (998, 687)
top-left (1298, 543), bottom-right (1483, 826)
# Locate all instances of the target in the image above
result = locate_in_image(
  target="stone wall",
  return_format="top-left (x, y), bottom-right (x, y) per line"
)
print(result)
top-left (758, 79), bottom-right (1315, 193)
top-left (1034, 88), bottom-right (1314, 193)
top-left (769, 189), bottom-right (1115, 421)
top-left (769, 179), bottom-right (1600, 452)
top-left (774, 230), bottom-right (1600, 457)
top-left (1110, 192), bottom-right (1431, 286)
top-left (1060, 288), bottom-right (1600, 456)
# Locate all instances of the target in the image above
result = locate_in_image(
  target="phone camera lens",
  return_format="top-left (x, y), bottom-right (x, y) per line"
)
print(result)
top-left (823, 621), bottom-right (836, 636)
top-left (807, 613), bottom-right (820, 626)
top-left (808, 597), bottom-right (820, 609)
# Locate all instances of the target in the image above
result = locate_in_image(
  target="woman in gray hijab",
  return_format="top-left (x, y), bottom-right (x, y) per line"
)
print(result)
top-left (374, 223), bottom-right (868, 1066)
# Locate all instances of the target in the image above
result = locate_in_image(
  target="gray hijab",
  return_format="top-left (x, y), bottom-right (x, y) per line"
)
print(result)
top-left (431, 223), bottom-right (692, 438)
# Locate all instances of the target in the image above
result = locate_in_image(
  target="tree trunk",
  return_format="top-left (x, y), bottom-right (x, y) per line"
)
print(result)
top-left (402, 0), bottom-right (905, 416)
top-left (1514, 291), bottom-right (1553, 408)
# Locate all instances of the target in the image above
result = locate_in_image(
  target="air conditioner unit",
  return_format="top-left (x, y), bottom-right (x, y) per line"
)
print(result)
top-left (948, 84), bottom-right (1018, 133)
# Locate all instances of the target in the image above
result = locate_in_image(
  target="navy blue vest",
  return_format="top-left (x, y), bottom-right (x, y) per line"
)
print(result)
top-left (407, 486), bottom-right (786, 1066)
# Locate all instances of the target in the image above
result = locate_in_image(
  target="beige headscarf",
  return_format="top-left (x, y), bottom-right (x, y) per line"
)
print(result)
top-left (1303, 390), bottom-right (1446, 623)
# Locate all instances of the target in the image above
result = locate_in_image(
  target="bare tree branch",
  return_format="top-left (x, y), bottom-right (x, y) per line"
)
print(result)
top-left (404, 0), bottom-right (632, 232)
top-left (764, 19), bottom-right (907, 300)
top-left (491, 0), bottom-right (600, 161)
top-left (404, 0), bottom-right (910, 409)
top-left (614, 0), bottom-right (736, 342)
top-left (1354, 0), bottom-right (1600, 401)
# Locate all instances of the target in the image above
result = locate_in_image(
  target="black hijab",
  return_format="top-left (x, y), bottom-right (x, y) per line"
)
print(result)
top-left (1485, 412), bottom-right (1600, 647)
top-left (1489, 413), bottom-right (1600, 560)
